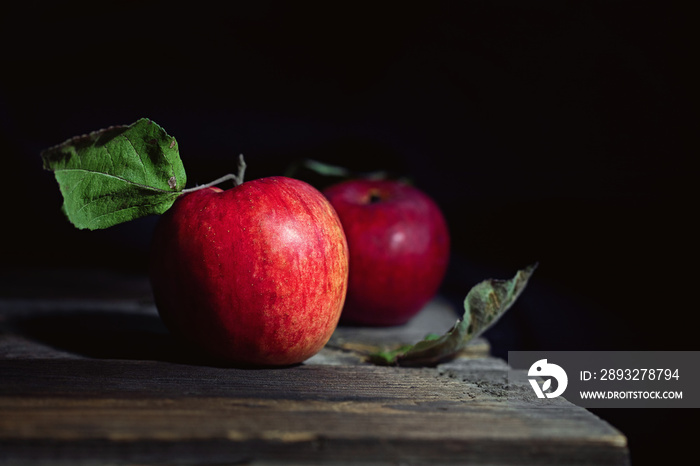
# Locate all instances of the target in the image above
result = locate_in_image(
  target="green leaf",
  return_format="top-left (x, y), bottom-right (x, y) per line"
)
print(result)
top-left (369, 264), bottom-right (537, 366)
top-left (284, 159), bottom-right (403, 190)
top-left (295, 159), bottom-right (352, 178)
top-left (41, 118), bottom-right (186, 230)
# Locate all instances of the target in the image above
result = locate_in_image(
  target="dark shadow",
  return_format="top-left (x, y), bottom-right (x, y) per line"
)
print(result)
top-left (11, 310), bottom-right (226, 367)
top-left (10, 310), bottom-right (304, 370)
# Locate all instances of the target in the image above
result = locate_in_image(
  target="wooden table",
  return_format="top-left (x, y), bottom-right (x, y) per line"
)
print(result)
top-left (0, 269), bottom-right (629, 465)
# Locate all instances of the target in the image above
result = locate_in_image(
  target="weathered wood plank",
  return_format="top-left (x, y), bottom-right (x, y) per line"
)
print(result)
top-left (0, 438), bottom-right (630, 466)
top-left (0, 269), bottom-right (630, 465)
top-left (0, 359), bottom-right (627, 465)
top-left (0, 356), bottom-right (628, 465)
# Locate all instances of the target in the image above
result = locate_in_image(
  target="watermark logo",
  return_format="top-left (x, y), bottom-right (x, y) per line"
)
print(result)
top-left (528, 358), bottom-right (568, 398)
top-left (510, 351), bottom-right (697, 408)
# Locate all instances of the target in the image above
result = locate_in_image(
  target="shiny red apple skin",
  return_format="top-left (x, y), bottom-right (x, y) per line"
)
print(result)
top-left (149, 176), bottom-right (349, 366)
top-left (323, 179), bottom-right (450, 326)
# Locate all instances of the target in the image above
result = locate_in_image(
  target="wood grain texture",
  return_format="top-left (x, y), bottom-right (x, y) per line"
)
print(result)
top-left (0, 270), bottom-right (629, 465)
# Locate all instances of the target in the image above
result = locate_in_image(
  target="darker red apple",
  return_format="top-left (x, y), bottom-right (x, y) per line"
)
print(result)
top-left (323, 179), bottom-right (450, 326)
top-left (149, 176), bottom-right (349, 366)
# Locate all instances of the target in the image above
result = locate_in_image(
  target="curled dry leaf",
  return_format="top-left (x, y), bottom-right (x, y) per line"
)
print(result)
top-left (369, 264), bottom-right (537, 366)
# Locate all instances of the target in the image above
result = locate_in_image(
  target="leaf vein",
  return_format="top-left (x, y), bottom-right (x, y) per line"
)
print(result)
top-left (122, 133), bottom-right (149, 180)
top-left (64, 173), bottom-right (87, 199)
top-left (102, 141), bottom-right (118, 175)
top-left (54, 168), bottom-right (174, 193)
top-left (85, 199), bottom-right (171, 228)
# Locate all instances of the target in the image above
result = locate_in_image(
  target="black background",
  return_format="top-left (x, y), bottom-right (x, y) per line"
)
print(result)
top-left (1, 2), bottom-right (697, 464)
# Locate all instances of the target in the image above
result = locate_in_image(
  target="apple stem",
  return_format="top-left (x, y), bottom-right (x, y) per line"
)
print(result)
top-left (181, 154), bottom-right (247, 193)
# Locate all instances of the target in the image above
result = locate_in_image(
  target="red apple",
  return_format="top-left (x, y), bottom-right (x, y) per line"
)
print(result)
top-left (323, 179), bottom-right (449, 326)
top-left (149, 176), bottom-right (349, 366)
